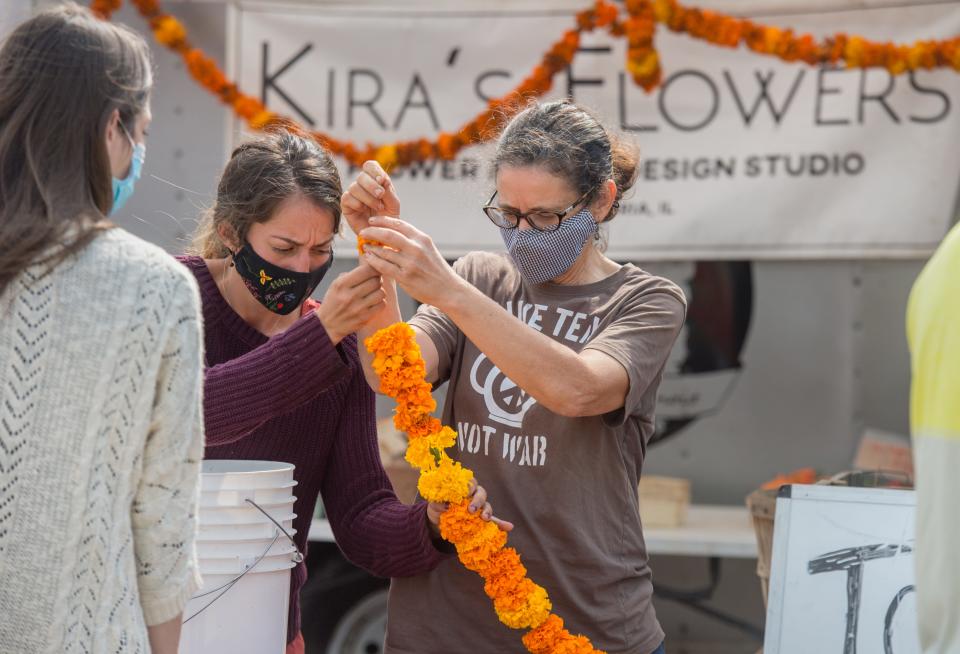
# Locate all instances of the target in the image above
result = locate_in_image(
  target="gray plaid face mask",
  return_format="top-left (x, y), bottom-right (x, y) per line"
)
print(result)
top-left (500, 208), bottom-right (598, 284)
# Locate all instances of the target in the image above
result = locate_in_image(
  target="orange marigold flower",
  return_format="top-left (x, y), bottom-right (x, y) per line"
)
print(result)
top-left (185, 49), bottom-right (226, 91)
top-left (594, 1), bottom-right (619, 28)
top-left (375, 144), bottom-right (399, 172)
top-left (133, 0), bottom-right (160, 15)
top-left (493, 580), bottom-right (552, 629)
top-left (436, 133), bottom-right (460, 160)
top-left (401, 414), bottom-right (444, 439)
top-left (576, 10), bottom-right (594, 31)
top-left (844, 35), bottom-right (866, 66)
top-left (626, 50), bottom-right (660, 82)
top-left (523, 614), bottom-right (606, 654)
top-left (523, 614), bottom-right (567, 654)
top-left (886, 57), bottom-right (907, 75)
top-left (249, 110), bottom-right (276, 130)
top-left (152, 15), bottom-right (186, 48)
top-left (439, 501), bottom-right (508, 573)
top-left (356, 236), bottom-right (383, 256)
top-left (90, 0), bottom-right (122, 19)
top-left (233, 96), bottom-right (263, 120)
top-left (948, 41), bottom-right (960, 71)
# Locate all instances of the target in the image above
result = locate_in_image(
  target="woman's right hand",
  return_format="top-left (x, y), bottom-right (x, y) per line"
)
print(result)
top-left (314, 263), bottom-right (386, 344)
top-left (341, 160), bottom-right (401, 236)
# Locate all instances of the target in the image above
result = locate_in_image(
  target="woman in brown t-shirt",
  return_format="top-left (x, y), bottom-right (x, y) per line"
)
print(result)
top-left (344, 101), bottom-right (686, 654)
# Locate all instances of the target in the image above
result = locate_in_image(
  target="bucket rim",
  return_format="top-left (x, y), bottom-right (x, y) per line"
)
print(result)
top-left (198, 498), bottom-right (295, 510)
top-left (198, 512), bottom-right (297, 527)
top-left (196, 529), bottom-right (297, 544)
top-left (197, 554), bottom-right (298, 574)
top-left (200, 480), bottom-right (298, 494)
top-left (201, 460), bottom-right (295, 476)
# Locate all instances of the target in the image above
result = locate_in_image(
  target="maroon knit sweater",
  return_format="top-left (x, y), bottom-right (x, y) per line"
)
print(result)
top-left (178, 256), bottom-right (446, 643)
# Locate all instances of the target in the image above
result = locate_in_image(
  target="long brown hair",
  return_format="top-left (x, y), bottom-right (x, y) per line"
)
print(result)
top-left (0, 3), bottom-right (153, 294)
top-left (191, 130), bottom-right (343, 259)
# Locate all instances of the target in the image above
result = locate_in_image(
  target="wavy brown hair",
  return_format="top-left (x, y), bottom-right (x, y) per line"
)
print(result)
top-left (190, 130), bottom-right (343, 259)
top-left (0, 3), bottom-right (153, 294)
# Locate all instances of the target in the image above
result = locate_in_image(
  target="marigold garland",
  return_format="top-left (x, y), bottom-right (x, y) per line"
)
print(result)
top-left (365, 323), bottom-right (604, 652)
top-left (93, 0), bottom-right (960, 173)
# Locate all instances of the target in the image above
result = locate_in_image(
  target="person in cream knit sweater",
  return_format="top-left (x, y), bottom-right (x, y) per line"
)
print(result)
top-left (0, 5), bottom-right (204, 653)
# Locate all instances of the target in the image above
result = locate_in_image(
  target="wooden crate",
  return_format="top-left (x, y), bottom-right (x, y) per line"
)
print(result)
top-left (638, 476), bottom-right (691, 528)
top-left (746, 487), bottom-right (778, 607)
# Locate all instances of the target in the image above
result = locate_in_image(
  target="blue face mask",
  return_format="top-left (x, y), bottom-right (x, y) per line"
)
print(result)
top-left (110, 124), bottom-right (145, 216)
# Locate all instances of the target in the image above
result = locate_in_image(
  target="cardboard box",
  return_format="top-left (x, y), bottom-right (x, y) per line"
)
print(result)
top-left (639, 475), bottom-right (692, 528)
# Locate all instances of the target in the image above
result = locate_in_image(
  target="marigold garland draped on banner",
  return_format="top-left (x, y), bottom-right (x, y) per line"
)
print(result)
top-left (92, 0), bottom-right (960, 172)
top-left (92, 0), bottom-right (960, 649)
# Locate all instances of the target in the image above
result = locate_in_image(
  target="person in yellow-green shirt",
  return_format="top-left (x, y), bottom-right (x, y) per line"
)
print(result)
top-left (907, 221), bottom-right (960, 654)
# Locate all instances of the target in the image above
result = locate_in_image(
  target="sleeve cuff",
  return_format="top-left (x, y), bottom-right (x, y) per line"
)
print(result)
top-left (140, 566), bottom-right (203, 626)
top-left (413, 500), bottom-right (455, 563)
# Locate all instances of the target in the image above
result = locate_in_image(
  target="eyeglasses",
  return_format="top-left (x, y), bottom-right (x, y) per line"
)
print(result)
top-left (482, 190), bottom-right (591, 232)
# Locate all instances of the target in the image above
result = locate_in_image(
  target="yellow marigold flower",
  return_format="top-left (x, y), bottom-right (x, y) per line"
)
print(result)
top-left (626, 50), bottom-right (659, 79)
top-left (886, 58), bottom-right (907, 75)
top-left (845, 35), bottom-right (865, 66)
top-left (375, 144), bottom-right (399, 172)
top-left (404, 427), bottom-right (456, 470)
top-left (417, 458), bottom-right (472, 503)
top-left (404, 439), bottom-right (437, 470)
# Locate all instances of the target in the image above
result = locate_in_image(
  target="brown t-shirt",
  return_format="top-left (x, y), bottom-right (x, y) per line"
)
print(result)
top-left (385, 251), bottom-right (686, 654)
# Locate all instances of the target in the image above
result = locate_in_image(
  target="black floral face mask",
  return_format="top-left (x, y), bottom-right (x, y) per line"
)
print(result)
top-left (232, 242), bottom-right (333, 315)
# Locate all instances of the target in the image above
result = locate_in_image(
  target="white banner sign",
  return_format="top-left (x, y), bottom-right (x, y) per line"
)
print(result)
top-left (235, 2), bottom-right (960, 260)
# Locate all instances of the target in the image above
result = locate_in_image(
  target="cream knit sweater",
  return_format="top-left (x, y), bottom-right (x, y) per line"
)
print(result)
top-left (0, 229), bottom-right (204, 653)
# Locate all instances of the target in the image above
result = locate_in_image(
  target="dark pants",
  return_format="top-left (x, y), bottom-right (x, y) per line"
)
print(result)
top-left (651, 642), bottom-right (666, 654)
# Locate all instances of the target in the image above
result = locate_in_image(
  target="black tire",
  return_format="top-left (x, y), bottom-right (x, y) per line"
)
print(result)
top-left (300, 543), bottom-right (389, 654)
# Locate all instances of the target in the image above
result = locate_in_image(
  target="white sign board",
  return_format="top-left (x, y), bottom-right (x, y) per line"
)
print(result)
top-left (234, 2), bottom-right (960, 260)
top-left (765, 484), bottom-right (919, 654)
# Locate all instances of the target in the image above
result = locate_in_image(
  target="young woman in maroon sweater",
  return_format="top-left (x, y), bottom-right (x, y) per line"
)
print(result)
top-left (180, 130), bottom-right (509, 654)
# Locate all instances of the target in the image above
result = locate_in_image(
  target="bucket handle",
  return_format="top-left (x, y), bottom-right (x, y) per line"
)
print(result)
top-left (183, 499), bottom-right (303, 625)
top-left (244, 498), bottom-right (304, 565)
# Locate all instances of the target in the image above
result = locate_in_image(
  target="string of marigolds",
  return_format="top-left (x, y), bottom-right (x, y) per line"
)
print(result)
top-left (364, 323), bottom-right (605, 653)
top-left (91, 0), bottom-right (960, 172)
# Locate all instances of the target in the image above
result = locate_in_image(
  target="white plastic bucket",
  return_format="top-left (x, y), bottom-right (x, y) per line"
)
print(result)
top-left (199, 498), bottom-right (296, 525)
top-left (200, 482), bottom-right (297, 507)
top-left (197, 550), bottom-right (298, 576)
top-left (180, 569), bottom-right (292, 654)
top-left (196, 537), bottom-right (297, 560)
top-left (201, 460), bottom-right (295, 490)
top-left (197, 514), bottom-right (296, 541)
top-left (180, 460), bottom-right (299, 654)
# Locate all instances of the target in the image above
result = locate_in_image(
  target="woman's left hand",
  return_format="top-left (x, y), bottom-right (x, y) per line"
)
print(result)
top-left (359, 216), bottom-right (462, 309)
top-left (427, 478), bottom-right (514, 535)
